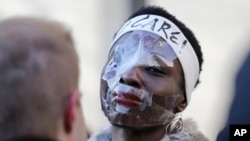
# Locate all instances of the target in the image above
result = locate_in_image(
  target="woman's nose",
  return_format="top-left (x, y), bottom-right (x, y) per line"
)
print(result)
top-left (119, 66), bottom-right (142, 88)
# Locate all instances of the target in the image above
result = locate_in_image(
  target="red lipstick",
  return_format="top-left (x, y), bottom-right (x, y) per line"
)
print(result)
top-left (114, 93), bottom-right (141, 107)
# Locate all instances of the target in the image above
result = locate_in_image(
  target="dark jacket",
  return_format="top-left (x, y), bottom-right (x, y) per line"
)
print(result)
top-left (217, 51), bottom-right (250, 141)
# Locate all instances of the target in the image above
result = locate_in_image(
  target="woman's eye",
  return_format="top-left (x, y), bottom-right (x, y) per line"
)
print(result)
top-left (144, 67), bottom-right (165, 75)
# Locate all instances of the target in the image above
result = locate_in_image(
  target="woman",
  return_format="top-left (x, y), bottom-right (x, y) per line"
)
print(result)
top-left (89, 6), bottom-right (208, 141)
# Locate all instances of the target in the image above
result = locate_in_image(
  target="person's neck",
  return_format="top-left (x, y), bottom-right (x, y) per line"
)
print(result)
top-left (111, 125), bottom-right (166, 141)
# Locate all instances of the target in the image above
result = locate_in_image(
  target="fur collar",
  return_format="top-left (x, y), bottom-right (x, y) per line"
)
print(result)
top-left (87, 118), bottom-right (208, 141)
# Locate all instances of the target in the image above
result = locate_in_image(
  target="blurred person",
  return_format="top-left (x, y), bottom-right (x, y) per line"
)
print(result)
top-left (216, 50), bottom-right (250, 141)
top-left (0, 17), bottom-right (87, 141)
top-left (89, 6), bottom-right (208, 141)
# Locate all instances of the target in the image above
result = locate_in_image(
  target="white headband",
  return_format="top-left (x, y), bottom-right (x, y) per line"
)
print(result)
top-left (110, 14), bottom-right (199, 104)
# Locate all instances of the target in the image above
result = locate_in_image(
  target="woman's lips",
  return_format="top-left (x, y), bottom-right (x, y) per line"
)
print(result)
top-left (114, 93), bottom-right (142, 107)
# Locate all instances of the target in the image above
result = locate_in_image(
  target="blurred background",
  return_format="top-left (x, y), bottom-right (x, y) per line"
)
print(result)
top-left (1, 0), bottom-right (250, 140)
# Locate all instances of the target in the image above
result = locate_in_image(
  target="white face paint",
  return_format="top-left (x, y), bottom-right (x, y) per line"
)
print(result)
top-left (101, 31), bottom-right (181, 127)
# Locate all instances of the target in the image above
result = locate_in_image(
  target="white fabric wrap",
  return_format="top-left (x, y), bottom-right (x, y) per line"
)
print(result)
top-left (109, 14), bottom-right (199, 104)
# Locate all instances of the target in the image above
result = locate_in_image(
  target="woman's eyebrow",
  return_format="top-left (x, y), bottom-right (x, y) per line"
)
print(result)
top-left (149, 53), bottom-right (174, 67)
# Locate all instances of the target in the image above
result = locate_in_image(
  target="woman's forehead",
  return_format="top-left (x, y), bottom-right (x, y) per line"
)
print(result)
top-left (111, 31), bottom-right (161, 50)
top-left (109, 30), bottom-right (177, 62)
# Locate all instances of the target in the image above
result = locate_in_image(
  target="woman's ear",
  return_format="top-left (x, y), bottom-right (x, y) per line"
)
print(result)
top-left (176, 91), bottom-right (187, 113)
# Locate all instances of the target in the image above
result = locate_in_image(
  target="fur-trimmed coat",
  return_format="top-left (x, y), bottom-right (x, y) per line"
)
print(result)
top-left (88, 119), bottom-right (209, 141)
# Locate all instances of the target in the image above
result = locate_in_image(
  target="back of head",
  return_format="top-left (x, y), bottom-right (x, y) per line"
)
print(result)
top-left (0, 17), bottom-right (79, 140)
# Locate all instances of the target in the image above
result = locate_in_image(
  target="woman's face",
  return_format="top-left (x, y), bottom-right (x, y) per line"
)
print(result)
top-left (101, 31), bottom-right (186, 128)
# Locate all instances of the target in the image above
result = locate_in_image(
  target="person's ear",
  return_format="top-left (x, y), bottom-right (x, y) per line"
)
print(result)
top-left (176, 91), bottom-right (187, 112)
top-left (64, 90), bottom-right (81, 133)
